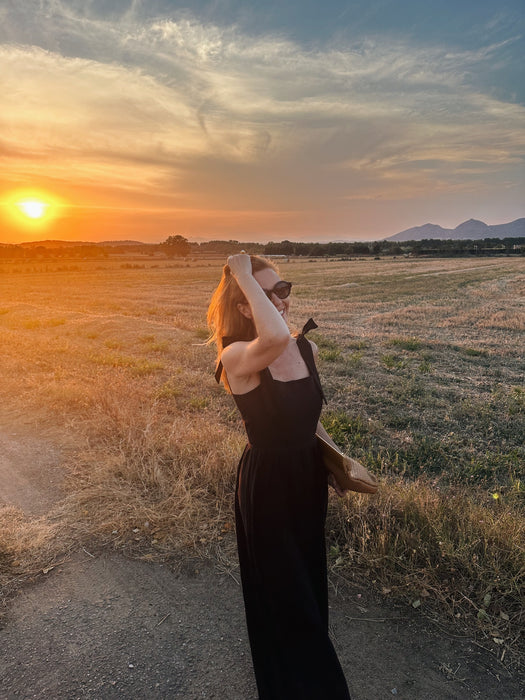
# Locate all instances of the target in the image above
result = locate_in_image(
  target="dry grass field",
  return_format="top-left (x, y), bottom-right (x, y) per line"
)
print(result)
top-left (0, 255), bottom-right (523, 668)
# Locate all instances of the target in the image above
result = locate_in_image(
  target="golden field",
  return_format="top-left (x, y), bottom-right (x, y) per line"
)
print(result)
top-left (0, 255), bottom-right (523, 667)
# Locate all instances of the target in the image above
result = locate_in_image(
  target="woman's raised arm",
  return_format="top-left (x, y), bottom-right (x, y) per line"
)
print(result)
top-left (221, 253), bottom-right (290, 380)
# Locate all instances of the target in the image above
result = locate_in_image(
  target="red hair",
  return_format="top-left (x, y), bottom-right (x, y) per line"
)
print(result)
top-left (207, 255), bottom-right (278, 390)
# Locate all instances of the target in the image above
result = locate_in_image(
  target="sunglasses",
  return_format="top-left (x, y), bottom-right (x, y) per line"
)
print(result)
top-left (263, 280), bottom-right (292, 301)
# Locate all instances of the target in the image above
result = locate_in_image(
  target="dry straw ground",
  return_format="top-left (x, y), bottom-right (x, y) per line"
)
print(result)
top-left (0, 255), bottom-right (523, 670)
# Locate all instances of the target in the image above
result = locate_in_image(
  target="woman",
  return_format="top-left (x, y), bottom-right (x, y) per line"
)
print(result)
top-left (207, 253), bottom-right (351, 699)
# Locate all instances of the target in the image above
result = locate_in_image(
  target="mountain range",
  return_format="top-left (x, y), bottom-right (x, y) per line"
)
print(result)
top-left (386, 218), bottom-right (525, 242)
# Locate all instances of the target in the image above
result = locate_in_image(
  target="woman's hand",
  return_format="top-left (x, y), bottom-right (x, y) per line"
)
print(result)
top-left (327, 472), bottom-right (348, 498)
top-left (227, 253), bottom-right (252, 280)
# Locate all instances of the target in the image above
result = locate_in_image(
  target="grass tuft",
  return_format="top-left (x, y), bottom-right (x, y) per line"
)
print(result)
top-left (386, 336), bottom-right (422, 351)
top-left (327, 478), bottom-right (524, 647)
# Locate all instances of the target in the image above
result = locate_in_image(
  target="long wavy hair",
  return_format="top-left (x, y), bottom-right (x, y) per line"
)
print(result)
top-left (207, 255), bottom-right (278, 391)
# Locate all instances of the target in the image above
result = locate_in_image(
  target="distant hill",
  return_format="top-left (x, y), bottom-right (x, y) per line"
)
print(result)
top-left (17, 239), bottom-right (148, 249)
top-left (387, 218), bottom-right (525, 242)
top-left (97, 240), bottom-right (148, 247)
top-left (18, 240), bottom-right (93, 248)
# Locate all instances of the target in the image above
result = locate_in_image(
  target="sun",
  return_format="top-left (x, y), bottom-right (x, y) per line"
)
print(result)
top-left (15, 198), bottom-right (50, 219)
top-left (2, 189), bottom-right (67, 238)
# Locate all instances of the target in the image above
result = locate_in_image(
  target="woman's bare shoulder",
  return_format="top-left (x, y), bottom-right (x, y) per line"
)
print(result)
top-left (220, 340), bottom-right (249, 370)
top-left (220, 341), bottom-right (261, 394)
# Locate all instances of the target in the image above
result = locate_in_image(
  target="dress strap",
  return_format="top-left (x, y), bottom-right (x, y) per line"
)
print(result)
top-left (215, 359), bottom-right (225, 384)
top-left (296, 318), bottom-right (327, 404)
top-left (214, 336), bottom-right (236, 383)
top-left (300, 317), bottom-right (319, 336)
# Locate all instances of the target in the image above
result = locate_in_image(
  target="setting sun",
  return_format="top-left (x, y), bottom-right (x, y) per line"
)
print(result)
top-left (1, 189), bottom-right (66, 238)
top-left (15, 199), bottom-right (49, 219)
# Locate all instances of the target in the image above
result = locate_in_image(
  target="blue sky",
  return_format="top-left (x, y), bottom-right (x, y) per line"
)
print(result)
top-left (1, 0), bottom-right (523, 242)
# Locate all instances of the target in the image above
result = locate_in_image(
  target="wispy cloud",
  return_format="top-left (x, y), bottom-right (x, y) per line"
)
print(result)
top-left (1, 1), bottom-right (524, 238)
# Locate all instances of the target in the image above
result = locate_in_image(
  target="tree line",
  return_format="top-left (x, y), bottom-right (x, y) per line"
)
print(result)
top-left (196, 237), bottom-right (524, 257)
top-left (1, 235), bottom-right (523, 260)
top-left (160, 235), bottom-right (525, 257)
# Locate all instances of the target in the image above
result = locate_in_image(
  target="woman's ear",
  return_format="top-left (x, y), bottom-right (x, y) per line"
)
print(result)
top-left (237, 302), bottom-right (253, 320)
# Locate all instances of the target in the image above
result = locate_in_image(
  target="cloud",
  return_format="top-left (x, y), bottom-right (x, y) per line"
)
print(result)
top-left (0, 1), bottom-right (524, 227)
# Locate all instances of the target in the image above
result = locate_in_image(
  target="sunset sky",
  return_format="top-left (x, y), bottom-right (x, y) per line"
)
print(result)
top-left (1, 0), bottom-right (524, 243)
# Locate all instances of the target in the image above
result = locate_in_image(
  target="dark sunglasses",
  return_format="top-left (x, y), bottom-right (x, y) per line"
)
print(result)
top-left (263, 280), bottom-right (292, 301)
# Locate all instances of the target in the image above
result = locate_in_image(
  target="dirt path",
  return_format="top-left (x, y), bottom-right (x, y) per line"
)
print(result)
top-left (0, 423), bottom-right (65, 517)
top-left (0, 421), bottom-right (522, 700)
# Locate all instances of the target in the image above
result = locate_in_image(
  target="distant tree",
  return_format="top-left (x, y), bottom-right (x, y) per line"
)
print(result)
top-left (325, 242), bottom-right (347, 256)
top-left (264, 240), bottom-right (294, 256)
top-left (279, 240), bottom-right (294, 255)
top-left (200, 240), bottom-right (242, 254)
top-left (29, 245), bottom-right (52, 259)
top-left (351, 243), bottom-right (370, 256)
top-left (161, 235), bottom-right (191, 258)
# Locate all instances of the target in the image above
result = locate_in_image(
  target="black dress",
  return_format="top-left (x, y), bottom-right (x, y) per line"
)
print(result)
top-left (228, 320), bottom-right (351, 700)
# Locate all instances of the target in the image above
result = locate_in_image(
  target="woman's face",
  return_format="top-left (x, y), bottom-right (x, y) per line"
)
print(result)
top-left (253, 267), bottom-right (290, 323)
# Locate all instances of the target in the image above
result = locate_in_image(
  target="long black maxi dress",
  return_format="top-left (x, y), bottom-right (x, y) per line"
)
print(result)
top-left (226, 319), bottom-right (351, 700)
